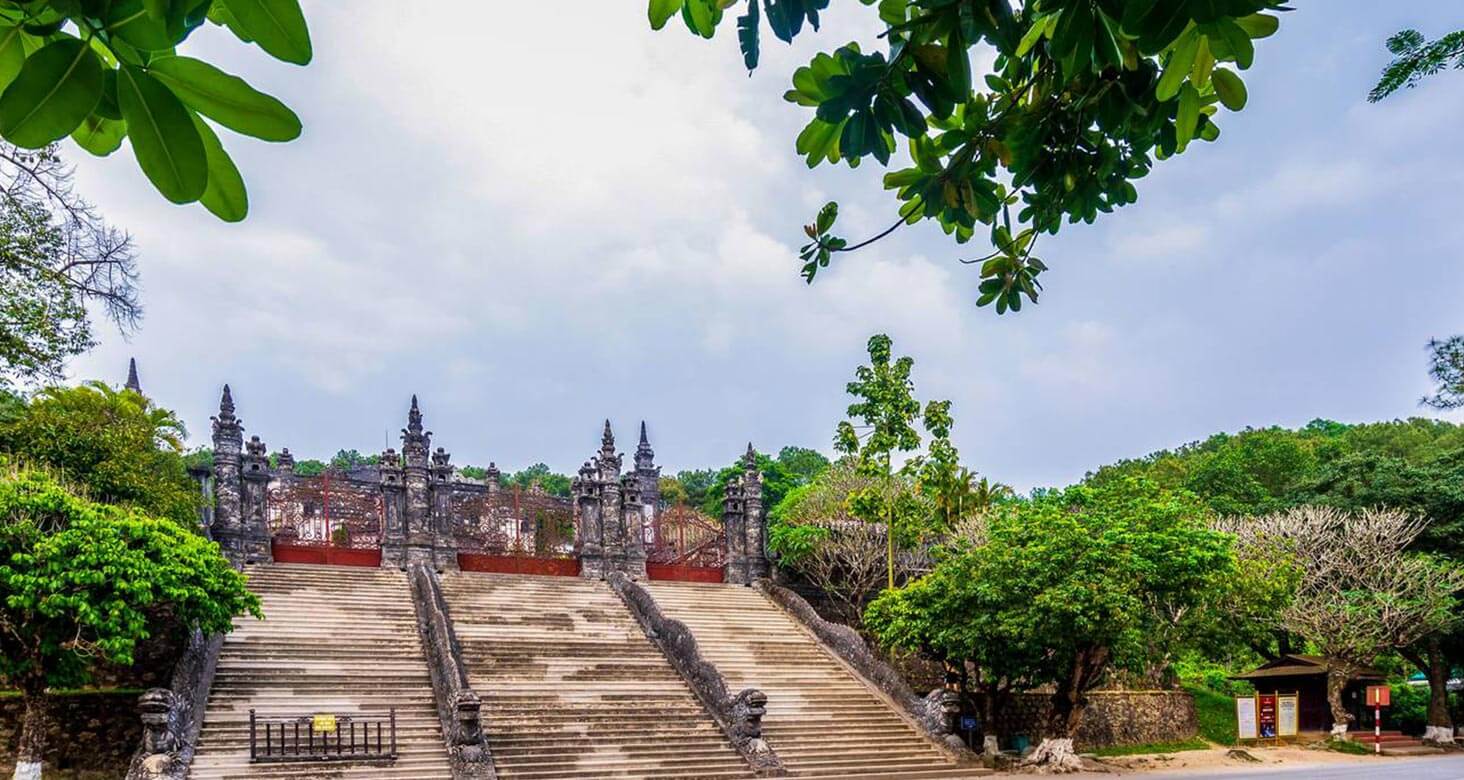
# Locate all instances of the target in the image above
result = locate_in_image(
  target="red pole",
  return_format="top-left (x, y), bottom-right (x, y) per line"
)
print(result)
top-left (1375, 705), bottom-right (1381, 754)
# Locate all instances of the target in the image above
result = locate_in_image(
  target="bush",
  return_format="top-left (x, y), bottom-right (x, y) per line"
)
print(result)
top-left (1389, 682), bottom-right (1429, 736)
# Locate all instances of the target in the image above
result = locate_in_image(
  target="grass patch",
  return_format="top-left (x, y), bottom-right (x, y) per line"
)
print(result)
top-left (1186, 684), bottom-right (1238, 746)
top-left (1093, 737), bottom-right (1211, 757)
top-left (1326, 739), bottom-right (1373, 755)
top-left (0, 687), bottom-right (145, 699)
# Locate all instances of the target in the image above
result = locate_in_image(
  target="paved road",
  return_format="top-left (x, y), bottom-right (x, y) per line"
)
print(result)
top-left (1098, 754), bottom-right (1464, 779)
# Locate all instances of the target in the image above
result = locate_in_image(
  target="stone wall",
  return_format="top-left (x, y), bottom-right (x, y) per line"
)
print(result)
top-left (0, 691), bottom-right (140, 775)
top-left (979, 690), bottom-right (1197, 750)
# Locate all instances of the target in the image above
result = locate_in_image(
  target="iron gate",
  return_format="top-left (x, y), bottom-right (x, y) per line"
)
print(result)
top-left (647, 505), bottom-right (725, 582)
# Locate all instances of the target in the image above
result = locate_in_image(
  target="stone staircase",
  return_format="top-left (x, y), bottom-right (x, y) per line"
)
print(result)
top-left (191, 564), bottom-right (453, 779)
top-left (440, 571), bottom-right (753, 779)
top-left (646, 581), bottom-right (984, 779)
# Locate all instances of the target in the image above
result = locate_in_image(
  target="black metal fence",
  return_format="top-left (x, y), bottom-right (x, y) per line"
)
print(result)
top-left (248, 709), bottom-right (397, 763)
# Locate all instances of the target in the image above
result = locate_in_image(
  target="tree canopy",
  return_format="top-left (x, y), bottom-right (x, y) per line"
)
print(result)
top-left (0, 0), bottom-right (312, 221)
top-left (1369, 28), bottom-right (1464, 102)
top-left (648, 0), bottom-right (1286, 313)
top-left (0, 380), bottom-right (200, 525)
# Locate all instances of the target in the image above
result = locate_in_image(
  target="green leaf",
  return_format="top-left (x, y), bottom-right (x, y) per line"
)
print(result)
top-left (1156, 29), bottom-right (1198, 102)
top-left (218, 0), bottom-right (311, 65)
top-left (147, 56), bottom-right (300, 141)
top-left (0, 25), bottom-right (26, 93)
top-left (1211, 67), bottom-right (1246, 111)
top-left (191, 113), bottom-right (247, 221)
top-left (117, 65), bottom-right (207, 203)
top-left (1016, 14), bottom-right (1049, 57)
top-left (649, 0), bottom-right (683, 30)
top-left (1235, 13), bottom-right (1279, 40)
top-left (946, 39), bottom-right (970, 97)
top-left (109, 0), bottom-right (176, 51)
top-left (681, 0), bottom-right (717, 39)
top-left (1213, 19), bottom-right (1254, 69)
top-left (0, 38), bottom-right (104, 148)
top-left (1175, 82), bottom-right (1199, 150)
top-left (736, 0), bottom-right (759, 72)
top-left (71, 112), bottom-right (125, 156)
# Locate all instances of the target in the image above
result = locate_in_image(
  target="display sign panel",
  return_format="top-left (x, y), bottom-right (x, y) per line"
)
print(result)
top-left (1258, 694), bottom-right (1277, 738)
top-left (1277, 694), bottom-right (1299, 737)
top-left (1236, 696), bottom-right (1258, 740)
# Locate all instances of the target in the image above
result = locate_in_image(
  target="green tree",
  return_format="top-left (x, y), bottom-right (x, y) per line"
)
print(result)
top-left (0, 381), bottom-right (199, 525)
top-left (1, 148), bottom-right (139, 386)
top-left (699, 450), bottom-right (798, 517)
top-left (776, 445), bottom-right (831, 485)
top-left (0, 0), bottom-right (312, 220)
top-left (675, 468), bottom-right (717, 508)
top-left (507, 463), bottom-right (572, 497)
top-left (1421, 336), bottom-right (1464, 411)
top-left (1369, 29), bottom-right (1464, 102)
top-left (866, 477), bottom-right (1233, 768)
top-left (658, 474), bottom-right (689, 506)
top-left (329, 448), bottom-right (379, 471)
top-left (647, 1), bottom-right (1284, 311)
top-left (835, 333), bottom-right (925, 588)
top-left (0, 467), bottom-right (260, 778)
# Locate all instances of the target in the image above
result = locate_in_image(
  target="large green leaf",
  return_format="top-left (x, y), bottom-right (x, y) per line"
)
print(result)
top-left (117, 65), bottom-right (207, 203)
top-left (0, 25), bottom-right (26, 93)
top-left (71, 112), bottom-right (126, 156)
top-left (1175, 82), bottom-right (1199, 151)
top-left (148, 56), bottom-right (300, 141)
top-left (109, 0), bottom-right (177, 51)
top-left (191, 113), bottom-right (247, 221)
top-left (1211, 67), bottom-right (1247, 111)
top-left (649, 0), bottom-right (683, 30)
top-left (219, 0), bottom-right (311, 65)
top-left (0, 38), bottom-right (104, 148)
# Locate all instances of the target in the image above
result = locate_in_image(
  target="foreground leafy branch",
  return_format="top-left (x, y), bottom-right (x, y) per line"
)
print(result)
top-left (648, 0), bottom-right (1287, 314)
top-left (0, 0), bottom-right (312, 221)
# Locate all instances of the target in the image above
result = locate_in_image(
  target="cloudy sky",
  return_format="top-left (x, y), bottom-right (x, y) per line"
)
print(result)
top-left (64, 2), bottom-right (1464, 490)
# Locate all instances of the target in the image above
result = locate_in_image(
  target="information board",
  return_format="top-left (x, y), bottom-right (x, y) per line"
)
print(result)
top-left (1276, 694), bottom-right (1298, 737)
top-left (312, 714), bottom-right (337, 734)
top-left (1258, 694), bottom-right (1277, 738)
top-left (1236, 696), bottom-right (1258, 740)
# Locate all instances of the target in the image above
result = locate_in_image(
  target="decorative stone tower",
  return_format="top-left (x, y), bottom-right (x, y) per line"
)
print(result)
top-left (742, 444), bottom-right (770, 581)
top-left (210, 386), bottom-right (270, 564)
top-left (430, 445), bottom-right (458, 570)
top-left (484, 462), bottom-right (501, 495)
top-left (723, 444), bottom-right (769, 585)
top-left (634, 422), bottom-right (660, 544)
top-left (276, 448), bottom-right (296, 474)
top-left (380, 447), bottom-right (406, 564)
top-left (383, 396), bottom-right (450, 568)
top-left (573, 421), bottom-right (647, 579)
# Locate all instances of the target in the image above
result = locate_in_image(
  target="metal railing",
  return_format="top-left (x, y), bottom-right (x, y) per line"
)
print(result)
top-left (248, 709), bottom-right (397, 763)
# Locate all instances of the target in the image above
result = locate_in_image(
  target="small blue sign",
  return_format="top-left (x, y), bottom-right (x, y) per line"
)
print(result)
top-left (960, 716), bottom-right (978, 731)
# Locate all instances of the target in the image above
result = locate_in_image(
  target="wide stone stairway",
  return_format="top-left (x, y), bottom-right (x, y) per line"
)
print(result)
top-left (191, 564), bottom-right (453, 779)
top-left (646, 581), bottom-right (982, 779)
top-left (441, 571), bottom-right (753, 779)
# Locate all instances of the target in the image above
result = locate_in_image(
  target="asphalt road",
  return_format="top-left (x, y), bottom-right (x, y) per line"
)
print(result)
top-left (1111, 754), bottom-right (1464, 779)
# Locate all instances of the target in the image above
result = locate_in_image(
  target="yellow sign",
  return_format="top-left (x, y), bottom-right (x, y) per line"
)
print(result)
top-left (312, 714), bottom-right (337, 734)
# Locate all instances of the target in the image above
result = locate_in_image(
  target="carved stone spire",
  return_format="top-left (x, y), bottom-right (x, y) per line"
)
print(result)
top-left (124, 358), bottom-right (141, 395)
top-left (214, 385), bottom-right (239, 431)
top-left (407, 394), bottom-right (424, 437)
top-left (601, 419), bottom-right (616, 460)
top-left (635, 421), bottom-right (655, 471)
top-left (743, 442), bottom-right (758, 470)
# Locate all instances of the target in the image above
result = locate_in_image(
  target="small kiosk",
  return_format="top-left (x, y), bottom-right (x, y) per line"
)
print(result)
top-left (1231, 655), bottom-right (1386, 735)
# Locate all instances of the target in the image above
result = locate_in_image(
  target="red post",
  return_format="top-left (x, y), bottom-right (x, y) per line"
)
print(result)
top-left (1375, 705), bottom-right (1381, 754)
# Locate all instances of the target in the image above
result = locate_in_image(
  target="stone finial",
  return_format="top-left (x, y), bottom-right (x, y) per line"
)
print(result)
top-left (380, 447), bottom-right (401, 468)
top-left (432, 446), bottom-right (451, 469)
top-left (408, 394), bottom-right (423, 435)
top-left (484, 462), bottom-right (500, 483)
top-left (277, 448), bottom-right (295, 472)
top-left (211, 385), bottom-right (241, 441)
top-left (743, 442), bottom-right (758, 468)
top-left (601, 419), bottom-right (616, 455)
top-left (635, 421), bottom-right (655, 471)
top-left (124, 357), bottom-right (141, 395)
top-left (245, 436), bottom-right (266, 458)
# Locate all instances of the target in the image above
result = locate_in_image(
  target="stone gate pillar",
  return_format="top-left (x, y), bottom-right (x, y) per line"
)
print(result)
top-left (238, 435), bottom-right (273, 563)
top-left (380, 448), bottom-right (406, 567)
top-left (400, 396), bottom-right (440, 567)
top-left (723, 473), bottom-right (749, 584)
top-left (430, 446), bottom-right (459, 571)
top-left (575, 459), bottom-right (605, 578)
top-left (210, 386), bottom-right (270, 565)
top-left (741, 445), bottom-right (770, 581)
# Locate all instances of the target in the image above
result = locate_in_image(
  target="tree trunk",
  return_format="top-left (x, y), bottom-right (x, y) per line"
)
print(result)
top-left (1422, 637), bottom-right (1455, 744)
top-left (13, 686), bottom-right (49, 780)
top-left (1325, 664), bottom-right (1353, 740)
top-left (1025, 680), bottom-right (1086, 772)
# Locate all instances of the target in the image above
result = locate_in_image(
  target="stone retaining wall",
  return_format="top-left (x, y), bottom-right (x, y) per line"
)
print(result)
top-left (979, 690), bottom-right (1197, 750)
top-left (0, 691), bottom-right (140, 775)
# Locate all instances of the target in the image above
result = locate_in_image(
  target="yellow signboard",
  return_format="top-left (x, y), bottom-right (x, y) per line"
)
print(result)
top-left (312, 714), bottom-right (337, 734)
